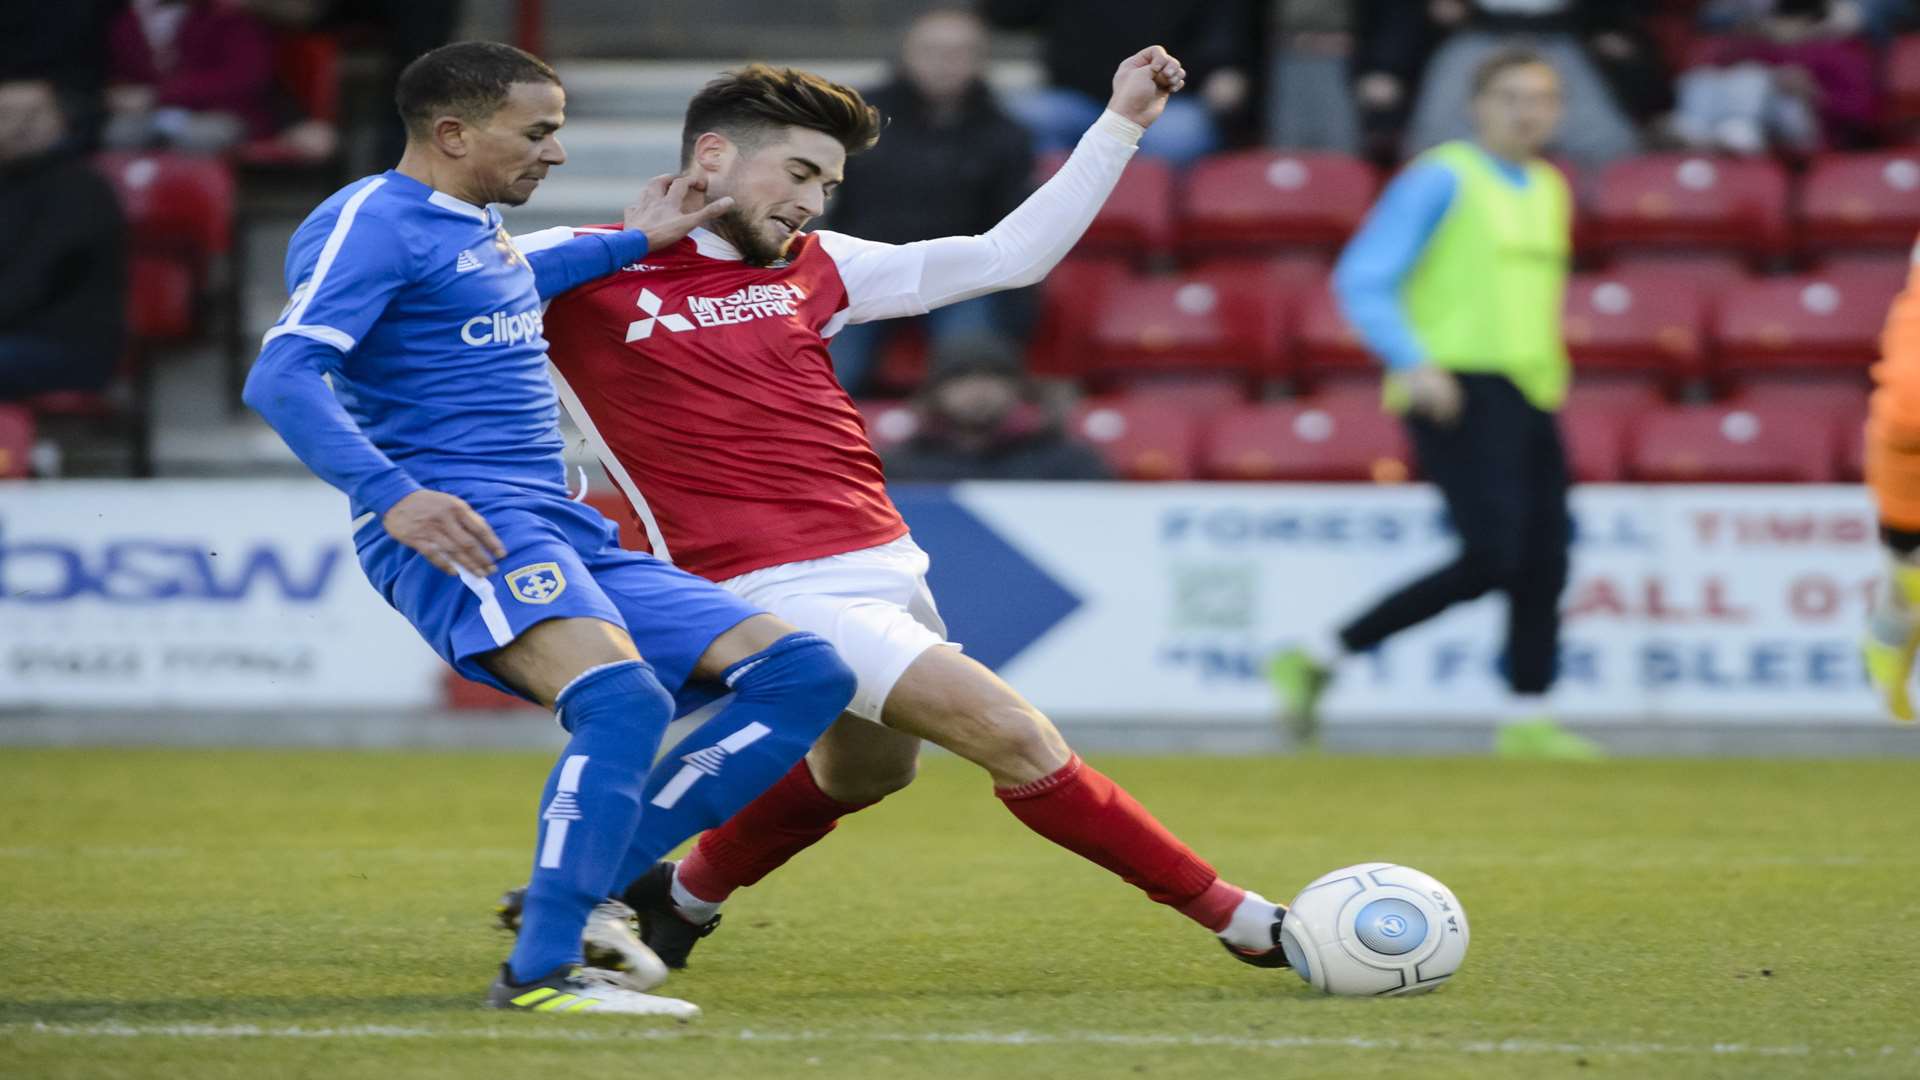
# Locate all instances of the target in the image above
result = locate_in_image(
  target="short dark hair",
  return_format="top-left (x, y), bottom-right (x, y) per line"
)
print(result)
top-left (395, 41), bottom-right (561, 140)
top-left (1470, 45), bottom-right (1555, 97)
top-left (680, 64), bottom-right (882, 167)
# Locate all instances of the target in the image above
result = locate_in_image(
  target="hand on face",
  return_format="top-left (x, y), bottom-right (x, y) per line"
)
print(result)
top-left (623, 173), bottom-right (735, 252)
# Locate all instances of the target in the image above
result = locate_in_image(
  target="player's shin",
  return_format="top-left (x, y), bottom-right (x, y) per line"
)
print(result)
top-left (506, 660), bottom-right (675, 985)
top-left (613, 634), bottom-right (856, 889)
top-left (672, 757), bottom-right (878, 912)
top-left (995, 754), bottom-right (1282, 953)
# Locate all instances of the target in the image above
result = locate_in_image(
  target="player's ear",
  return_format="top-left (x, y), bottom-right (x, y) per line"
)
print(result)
top-left (433, 115), bottom-right (471, 158)
top-left (691, 131), bottom-right (733, 175)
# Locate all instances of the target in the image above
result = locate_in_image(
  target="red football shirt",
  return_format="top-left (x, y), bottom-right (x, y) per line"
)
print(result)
top-left (534, 226), bottom-right (926, 582)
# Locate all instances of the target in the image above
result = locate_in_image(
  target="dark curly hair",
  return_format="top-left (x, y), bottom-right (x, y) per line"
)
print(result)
top-left (680, 64), bottom-right (882, 166)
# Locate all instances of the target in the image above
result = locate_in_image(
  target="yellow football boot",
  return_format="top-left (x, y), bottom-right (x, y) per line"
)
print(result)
top-left (1861, 563), bottom-right (1920, 724)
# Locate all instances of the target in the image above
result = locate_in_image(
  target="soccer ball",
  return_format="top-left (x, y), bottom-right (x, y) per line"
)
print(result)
top-left (1279, 862), bottom-right (1469, 996)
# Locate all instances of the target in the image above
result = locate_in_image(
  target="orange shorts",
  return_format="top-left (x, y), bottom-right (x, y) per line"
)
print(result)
top-left (1870, 258), bottom-right (1920, 531)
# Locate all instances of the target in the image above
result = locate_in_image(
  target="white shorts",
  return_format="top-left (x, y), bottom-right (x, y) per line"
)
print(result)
top-left (717, 535), bottom-right (956, 723)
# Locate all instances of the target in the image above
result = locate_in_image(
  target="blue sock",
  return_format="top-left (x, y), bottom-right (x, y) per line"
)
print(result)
top-left (613, 633), bottom-right (855, 891)
top-left (506, 659), bottom-right (674, 985)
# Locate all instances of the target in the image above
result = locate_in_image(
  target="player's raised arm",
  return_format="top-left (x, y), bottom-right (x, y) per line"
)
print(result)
top-left (518, 174), bottom-right (735, 297)
top-left (821, 46), bottom-right (1185, 323)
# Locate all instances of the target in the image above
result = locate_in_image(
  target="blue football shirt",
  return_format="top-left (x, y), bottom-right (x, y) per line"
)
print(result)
top-left (265, 170), bottom-right (569, 512)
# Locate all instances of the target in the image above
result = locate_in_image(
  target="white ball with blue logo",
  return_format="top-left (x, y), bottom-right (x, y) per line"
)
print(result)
top-left (1279, 862), bottom-right (1468, 996)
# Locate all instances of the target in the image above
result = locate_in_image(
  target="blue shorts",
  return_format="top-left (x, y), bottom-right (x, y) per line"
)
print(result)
top-left (355, 493), bottom-right (761, 705)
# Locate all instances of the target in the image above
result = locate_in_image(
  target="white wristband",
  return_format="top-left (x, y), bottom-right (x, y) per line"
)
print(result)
top-left (1092, 109), bottom-right (1146, 148)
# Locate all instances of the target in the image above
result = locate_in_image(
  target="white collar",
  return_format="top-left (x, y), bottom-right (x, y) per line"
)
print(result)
top-left (688, 226), bottom-right (796, 268)
top-left (690, 227), bottom-right (741, 261)
top-left (427, 189), bottom-right (493, 225)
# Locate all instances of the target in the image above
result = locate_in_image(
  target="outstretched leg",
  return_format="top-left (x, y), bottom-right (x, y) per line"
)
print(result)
top-left (659, 645), bottom-right (1285, 962)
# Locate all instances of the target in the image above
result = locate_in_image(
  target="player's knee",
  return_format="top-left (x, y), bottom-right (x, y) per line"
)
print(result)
top-left (728, 632), bottom-right (857, 742)
top-left (554, 658), bottom-right (675, 735)
top-left (969, 702), bottom-right (1069, 779)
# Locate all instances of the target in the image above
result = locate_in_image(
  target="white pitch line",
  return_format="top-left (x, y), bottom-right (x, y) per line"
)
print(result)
top-left (7, 1022), bottom-right (1918, 1061)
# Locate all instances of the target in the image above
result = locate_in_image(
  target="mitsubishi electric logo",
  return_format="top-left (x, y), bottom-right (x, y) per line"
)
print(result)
top-left (625, 288), bottom-right (693, 341)
top-left (624, 283), bottom-right (810, 343)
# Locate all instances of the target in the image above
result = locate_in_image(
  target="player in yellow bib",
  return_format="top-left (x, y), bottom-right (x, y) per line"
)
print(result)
top-left (1271, 48), bottom-right (1600, 759)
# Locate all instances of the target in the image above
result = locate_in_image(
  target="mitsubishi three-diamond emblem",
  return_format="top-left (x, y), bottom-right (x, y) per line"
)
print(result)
top-left (625, 288), bottom-right (694, 341)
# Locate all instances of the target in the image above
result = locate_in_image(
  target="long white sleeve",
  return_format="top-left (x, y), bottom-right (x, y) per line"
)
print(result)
top-left (816, 109), bottom-right (1144, 333)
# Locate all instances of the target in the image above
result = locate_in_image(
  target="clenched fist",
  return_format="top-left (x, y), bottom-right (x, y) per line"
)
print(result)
top-left (1106, 46), bottom-right (1187, 130)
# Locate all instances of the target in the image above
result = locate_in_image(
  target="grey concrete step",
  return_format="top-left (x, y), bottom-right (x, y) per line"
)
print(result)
top-left (552, 57), bottom-right (1041, 121)
top-left (548, 119), bottom-right (684, 183)
top-left (500, 176), bottom-right (674, 233)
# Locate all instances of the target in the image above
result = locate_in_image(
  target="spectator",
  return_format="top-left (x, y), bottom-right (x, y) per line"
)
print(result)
top-left (882, 335), bottom-right (1112, 482)
top-left (1674, 0), bottom-right (1879, 154)
top-left (983, 0), bottom-right (1255, 165)
top-left (1351, 0), bottom-right (1451, 159)
top-left (825, 7), bottom-right (1036, 395)
top-left (104, 0), bottom-right (278, 152)
top-left (1403, 0), bottom-right (1643, 166)
top-left (0, 1), bottom-right (115, 147)
top-left (1263, 0), bottom-right (1362, 152)
top-left (0, 80), bottom-right (126, 399)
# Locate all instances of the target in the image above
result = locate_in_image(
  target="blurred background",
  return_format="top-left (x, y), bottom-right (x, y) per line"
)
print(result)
top-left (0, 0), bottom-right (1910, 753)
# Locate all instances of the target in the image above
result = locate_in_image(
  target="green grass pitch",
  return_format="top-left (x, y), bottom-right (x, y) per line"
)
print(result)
top-left (2, 748), bottom-right (1916, 1078)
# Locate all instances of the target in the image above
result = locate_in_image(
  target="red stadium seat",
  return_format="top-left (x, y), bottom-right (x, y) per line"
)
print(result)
top-left (1068, 397), bottom-right (1199, 480)
top-left (1727, 377), bottom-right (1867, 479)
top-left (1812, 251), bottom-right (1911, 280)
top-left (1798, 152), bottom-right (1920, 255)
top-left (1557, 400), bottom-right (1629, 483)
top-left (1294, 280), bottom-right (1371, 380)
top-left (1562, 270), bottom-right (1707, 384)
top-left (1627, 403), bottom-right (1836, 482)
top-left (1030, 258), bottom-right (1126, 378)
top-left (1101, 377), bottom-right (1248, 417)
top-left (1726, 377), bottom-right (1869, 416)
top-left (1712, 265), bottom-right (1904, 376)
top-left (1178, 150), bottom-right (1379, 256)
top-left (1589, 154), bottom-right (1789, 260)
top-left (94, 150), bottom-right (241, 399)
top-left (1183, 253), bottom-right (1329, 288)
top-left (1084, 270), bottom-right (1288, 386)
top-left (1842, 413), bottom-right (1867, 481)
top-left (1564, 377), bottom-right (1670, 414)
top-left (233, 31), bottom-right (343, 167)
top-left (1888, 34), bottom-right (1920, 125)
top-left (1201, 392), bottom-right (1412, 482)
top-left (1038, 151), bottom-right (1174, 259)
top-left (93, 151), bottom-right (235, 266)
top-left (1602, 251), bottom-right (1748, 304)
top-left (127, 254), bottom-right (197, 342)
top-left (0, 405), bottom-right (34, 479)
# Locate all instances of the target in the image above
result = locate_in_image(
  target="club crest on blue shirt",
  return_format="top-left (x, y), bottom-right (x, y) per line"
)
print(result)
top-left (494, 227), bottom-right (527, 269)
top-left (506, 561), bottom-right (567, 604)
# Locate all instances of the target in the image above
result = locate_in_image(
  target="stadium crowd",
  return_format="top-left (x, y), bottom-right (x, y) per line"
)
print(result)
top-left (0, 0), bottom-right (1914, 483)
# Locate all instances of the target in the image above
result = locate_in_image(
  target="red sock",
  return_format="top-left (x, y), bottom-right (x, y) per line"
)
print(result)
top-left (675, 759), bottom-right (874, 904)
top-left (996, 754), bottom-right (1246, 932)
